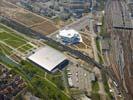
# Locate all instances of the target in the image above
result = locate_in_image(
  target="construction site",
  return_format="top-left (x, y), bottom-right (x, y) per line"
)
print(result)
top-left (0, 0), bottom-right (58, 35)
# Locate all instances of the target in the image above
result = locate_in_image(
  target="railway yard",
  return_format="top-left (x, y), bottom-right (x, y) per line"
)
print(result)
top-left (105, 0), bottom-right (133, 99)
top-left (0, 0), bottom-right (133, 99)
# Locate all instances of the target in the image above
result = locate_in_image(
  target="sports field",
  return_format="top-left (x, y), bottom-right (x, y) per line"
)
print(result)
top-left (0, 24), bottom-right (35, 56)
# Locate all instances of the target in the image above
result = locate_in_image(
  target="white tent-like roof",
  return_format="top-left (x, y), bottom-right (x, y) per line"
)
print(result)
top-left (28, 46), bottom-right (67, 72)
top-left (59, 29), bottom-right (80, 38)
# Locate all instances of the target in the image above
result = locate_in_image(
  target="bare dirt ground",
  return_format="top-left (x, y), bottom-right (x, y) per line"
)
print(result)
top-left (0, 0), bottom-right (58, 35)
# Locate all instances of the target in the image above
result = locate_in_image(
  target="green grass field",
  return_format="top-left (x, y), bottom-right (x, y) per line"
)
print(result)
top-left (0, 23), bottom-right (70, 99)
top-left (0, 53), bottom-right (70, 100)
top-left (0, 24), bottom-right (35, 55)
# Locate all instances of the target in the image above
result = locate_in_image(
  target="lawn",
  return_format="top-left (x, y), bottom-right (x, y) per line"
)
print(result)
top-left (95, 21), bottom-right (113, 99)
top-left (91, 80), bottom-right (100, 100)
top-left (0, 23), bottom-right (70, 99)
top-left (0, 24), bottom-right (27, 48)
top-left (0, 53), bottom-right (70, 100)
top-left (0, 43), bottom-right (13, 55)
top-left (0, 24), bottom-right (34, 54)
top-left (17, 43), bottom-right (34, 53)
top-left (101, 70), bottom-right (113, 99)
top-left (20, 60), bottom-right (70, 100)
top-left (30, 76), bottom-right (69, 100)
top-left (92, 81), bottom-right (100, 93)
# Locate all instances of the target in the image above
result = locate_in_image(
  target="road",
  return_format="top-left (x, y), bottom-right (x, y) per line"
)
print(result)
top-left (49, 0), bottom-right (96, 37)
top-left (48, 15), bottom-right (91, 37)
top-left (66, 15), bottom-right (90, 31)
top-left (88, 3), bottom-right (107, 98)
top-left (0, 14), bottom-right (118, 88)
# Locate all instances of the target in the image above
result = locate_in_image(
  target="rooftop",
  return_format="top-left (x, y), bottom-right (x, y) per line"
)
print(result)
top-left (28, 46), bottom-right (67, 72)
top-left (59, 29), bottom-right (80, 38)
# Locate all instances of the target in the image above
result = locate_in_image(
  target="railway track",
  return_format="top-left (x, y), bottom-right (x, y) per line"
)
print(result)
top-left (105, 0), bottom-right (133, 97)
top-left (0, 16), bottom-right (119, 84)
top-left (105, 0), bottom-right (133, 31)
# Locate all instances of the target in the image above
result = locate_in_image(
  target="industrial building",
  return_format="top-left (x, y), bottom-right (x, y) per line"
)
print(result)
top-left (28, 46), bottom-right (69, 73)
top-left (57, 29), bottom-right (82, 44)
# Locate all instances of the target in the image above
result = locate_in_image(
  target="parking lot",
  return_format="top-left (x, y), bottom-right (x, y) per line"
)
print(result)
top-left (67, 61), bottom-right (94, 94)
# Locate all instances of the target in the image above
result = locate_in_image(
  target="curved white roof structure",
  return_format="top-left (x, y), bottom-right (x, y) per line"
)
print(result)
top-left (59, 29), bottom-right (79, 38)
top-left (57, 29), bottom-right (82, 44)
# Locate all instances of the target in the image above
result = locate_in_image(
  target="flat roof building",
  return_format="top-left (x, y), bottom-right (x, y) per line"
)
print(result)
top-left (28, 46), bottom-right (68, 73)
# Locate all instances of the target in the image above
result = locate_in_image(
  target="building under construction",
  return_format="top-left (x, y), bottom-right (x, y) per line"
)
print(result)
top-left (105, 0), bottom-right (133, 99)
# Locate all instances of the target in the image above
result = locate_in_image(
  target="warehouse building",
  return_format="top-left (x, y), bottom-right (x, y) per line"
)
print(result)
top-left (28, 46), bottom-right (69, 73)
